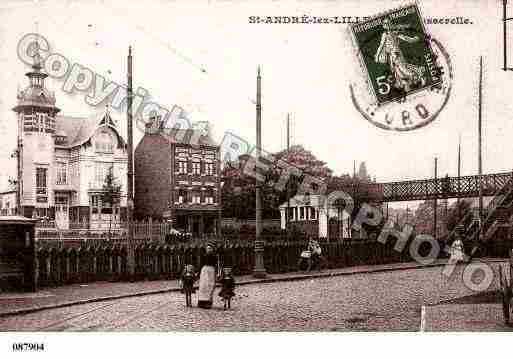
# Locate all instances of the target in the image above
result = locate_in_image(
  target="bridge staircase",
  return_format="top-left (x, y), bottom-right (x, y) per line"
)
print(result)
top-left (461, 175), bottom-right (513, 257)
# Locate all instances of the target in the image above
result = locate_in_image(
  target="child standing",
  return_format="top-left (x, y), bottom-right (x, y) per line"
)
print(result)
top-left (218, 267), bottom-right (236, 310)
top-left (181, 264), bottom-right (197, 307)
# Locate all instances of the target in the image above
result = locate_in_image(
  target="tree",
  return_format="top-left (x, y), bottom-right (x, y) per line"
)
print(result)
top-left (411, 199), bottom-right (460, 238)
top-left (101, 168), bottom-right (121, 241)
top-left (446, 199), bottom-right (473, 233)
top-left (273, 145), bottom-right (333, 179)
top-left (221, 145), bottom-right (333, 220)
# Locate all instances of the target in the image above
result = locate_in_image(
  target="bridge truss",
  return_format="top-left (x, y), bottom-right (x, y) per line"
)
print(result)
top-left (352, 172), bottom-right (513, 203)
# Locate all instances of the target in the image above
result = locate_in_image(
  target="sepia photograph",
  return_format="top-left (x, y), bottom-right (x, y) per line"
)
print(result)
top-left (0, 0), bottom-right (512, 356)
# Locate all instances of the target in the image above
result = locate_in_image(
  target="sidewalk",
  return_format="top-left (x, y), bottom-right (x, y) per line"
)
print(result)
top-left (0, 258), bottom-right (504, 318)
top-left (422, 303), bottom-right (512, 331)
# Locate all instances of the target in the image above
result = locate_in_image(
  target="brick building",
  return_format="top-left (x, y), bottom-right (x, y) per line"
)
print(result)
top-left (134, 121), bottom-right (221, 236)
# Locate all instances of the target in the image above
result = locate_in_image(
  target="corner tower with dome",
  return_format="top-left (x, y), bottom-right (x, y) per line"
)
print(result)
top-left (7, 54), bottom-right (128, 230)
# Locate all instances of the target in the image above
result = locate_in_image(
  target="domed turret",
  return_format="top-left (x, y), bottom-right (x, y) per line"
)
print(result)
top-left (12, 56), bottom-right (60, 134)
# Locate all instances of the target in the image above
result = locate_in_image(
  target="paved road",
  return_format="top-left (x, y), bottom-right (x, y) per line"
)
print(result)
top-left (0, 263), bottom-right (503, 331)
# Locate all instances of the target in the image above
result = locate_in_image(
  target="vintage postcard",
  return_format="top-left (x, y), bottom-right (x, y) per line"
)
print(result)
top-left (0, 0), bottom-right (512, 357)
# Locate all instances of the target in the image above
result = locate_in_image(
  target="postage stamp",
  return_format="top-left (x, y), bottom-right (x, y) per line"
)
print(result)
top-left (351, 3), bottom-right (441, 105)
top-left (348, 2), bottom-right (452, 131)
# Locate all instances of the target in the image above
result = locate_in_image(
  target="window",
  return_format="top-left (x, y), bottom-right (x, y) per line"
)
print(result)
top-left (36, 167), bottom-right (48, 195)
top-left (23, 114), bottom-right (36, 131)
top-left (91, 195), bottom-right (100, 214)
top-left (56, 162), bottom-right (67, 185)
top-left (300, 207), bottom-right (305, 220)
top-left (95, 162), bottom-right (113, 184)
top-left (288, 207), bottom-right (294, 221)
top-left (310, 207), bottom-right (316, 220)
top-left (36, 113), bottom-right (45, 132)
top-left (101, 200), bottom-right (112, 214)
top-left (205, 162), bottom-right (215, 176)
top-left (204, 190), bottom-right (214, 204)
top-left (178, 189), bottom-right (187, 204)
top-left (191, 192), bottom-right (201, 204)
top-left (192, 161), bottom-right (201, 175)
top-left (95, 132), bottom-right (114, 153)
top-left (177, 161), bottom-right (187, 174)
top-left (35, 207), bottom-right (48, 218)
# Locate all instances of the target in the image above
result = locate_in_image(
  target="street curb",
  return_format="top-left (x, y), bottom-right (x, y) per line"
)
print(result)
top-left (0, 259), bottom-right (505, 318)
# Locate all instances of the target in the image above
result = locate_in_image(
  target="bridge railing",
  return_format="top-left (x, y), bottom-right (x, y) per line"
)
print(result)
top-left (364, 171), bottom-right (513, 202)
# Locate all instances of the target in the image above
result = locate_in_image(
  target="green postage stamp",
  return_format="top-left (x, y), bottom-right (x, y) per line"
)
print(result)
top-left (351, 3), bottom-right (442, 105)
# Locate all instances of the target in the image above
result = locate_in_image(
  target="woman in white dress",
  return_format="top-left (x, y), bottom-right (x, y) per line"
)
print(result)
top-left (197, 244), bottom-right (217, 309)
top-left (450, 237), bottom-right (465, 262)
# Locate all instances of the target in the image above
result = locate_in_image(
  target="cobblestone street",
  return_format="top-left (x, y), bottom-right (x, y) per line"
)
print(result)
top-left (0, 263), bottom-right (504, 331)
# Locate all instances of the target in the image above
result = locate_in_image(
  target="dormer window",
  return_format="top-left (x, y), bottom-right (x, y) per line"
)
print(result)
top-left (95, 131), bottom-right (114, 153)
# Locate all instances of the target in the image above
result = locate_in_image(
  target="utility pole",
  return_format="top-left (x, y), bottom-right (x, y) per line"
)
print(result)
top-left (434, 157), bottom-right (438, 239)
top-left (126, 46), bottom-right (135, 279)
top-left (478, 56), bottom-right (484, 242)
top-left (253, 66), bottom-right (266, 278)
top-left (457, 135), bottom-right (461, 219)
top-left (286, 113), bottom-right (290, 237)
top-left (504, 0), bottom-right (509, 70)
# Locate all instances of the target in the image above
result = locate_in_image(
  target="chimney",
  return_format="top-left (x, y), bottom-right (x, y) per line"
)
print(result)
top-left (145, 115), bottom-right (162, 135)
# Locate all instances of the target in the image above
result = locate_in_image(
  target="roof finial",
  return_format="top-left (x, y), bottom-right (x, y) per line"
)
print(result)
top-left (32, 21), bottom-right (42, 71)
top-left (257, 65), bottom-right (261, 77)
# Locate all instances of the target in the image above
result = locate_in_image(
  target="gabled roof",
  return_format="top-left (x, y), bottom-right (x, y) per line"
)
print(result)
top-left (54, 110), bottom-right (125, 148)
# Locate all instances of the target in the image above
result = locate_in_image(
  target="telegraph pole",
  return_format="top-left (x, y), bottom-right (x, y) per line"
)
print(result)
top-left (434, 157), bottom-right (438, 239)
top-left (286, 113), bottom-right (290, 236)
top-left (504, 0), bottom-right (509, 70)
top-left (126, 46), bottom-right (135, 279)
top-left (457, 135), bottom-right (461, 218)
top-left (478, 56), bottom-right (484, 241)
top-left (253, 66), bottom-right (266, 278)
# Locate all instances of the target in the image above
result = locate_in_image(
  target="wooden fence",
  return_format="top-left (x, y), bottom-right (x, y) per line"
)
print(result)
top-left (221, 218), bottom-right (281, 229)
top-left (33, 237), bottom-right (513, 288)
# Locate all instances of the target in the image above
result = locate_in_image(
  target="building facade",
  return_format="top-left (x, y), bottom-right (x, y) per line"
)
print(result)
top-left (134, 121), bottom-right (221, 236)
top-left (0, 190), bottom-right (17, 216)
top-left (279, 194), bottom-right (351, 239)
top-left (8, 57), bottom-right (127, 229)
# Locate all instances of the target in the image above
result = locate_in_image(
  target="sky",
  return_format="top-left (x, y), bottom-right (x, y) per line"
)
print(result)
top-left (1, 0), bottom-right (512, 199)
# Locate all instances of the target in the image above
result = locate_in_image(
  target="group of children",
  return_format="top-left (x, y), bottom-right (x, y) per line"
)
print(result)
top-left (180, 264), bottom-right (236, 310)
